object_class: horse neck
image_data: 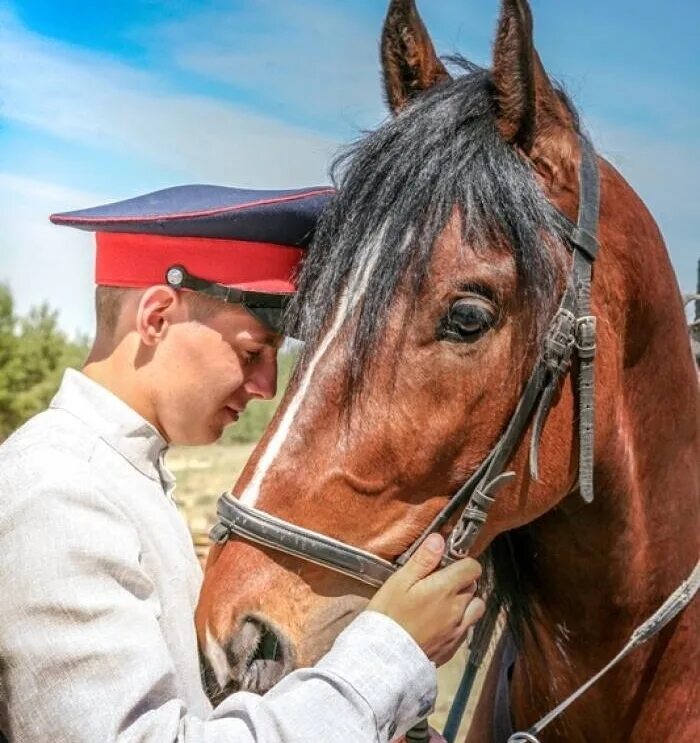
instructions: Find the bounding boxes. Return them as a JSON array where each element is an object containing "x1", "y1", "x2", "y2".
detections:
[{"x1": 523, "y1": 170, "x2": 699, "y2": 654}]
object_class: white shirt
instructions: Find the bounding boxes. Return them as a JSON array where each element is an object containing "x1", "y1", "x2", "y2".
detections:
[{"x1": 0, "y1": 369, "x2": 436, "y2": 743}]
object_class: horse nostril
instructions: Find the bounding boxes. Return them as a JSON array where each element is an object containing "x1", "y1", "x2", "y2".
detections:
[
  {"x1": 258, "y1": 622, "x2": 284, "y2": 663},
  {"x1": 238, "y1": 617, "x2": 290, "y2": 694}
]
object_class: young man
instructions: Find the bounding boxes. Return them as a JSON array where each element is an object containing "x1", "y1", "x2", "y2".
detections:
[{"x1": 0, "y1": 185, "x2": 484, "y2": 742}]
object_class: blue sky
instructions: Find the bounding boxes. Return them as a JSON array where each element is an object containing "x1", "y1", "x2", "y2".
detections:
[{"x1": 0, "y1": 0, "x2": 698, "y2": 334}]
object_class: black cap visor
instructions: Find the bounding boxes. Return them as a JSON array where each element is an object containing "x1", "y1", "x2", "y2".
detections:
[{"x1": 166, "y1": 265, "x2": 290, "y2": 334}]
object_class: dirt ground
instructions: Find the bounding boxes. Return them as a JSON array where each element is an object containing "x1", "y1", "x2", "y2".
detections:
[{"x1": 168, "y1": 443, "x2": 489, "y2": 740}]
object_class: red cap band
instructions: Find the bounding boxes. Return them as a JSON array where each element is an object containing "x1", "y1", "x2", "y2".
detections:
[{"x1": 95, "y1": 232, "x2": 304, "y2": 293}]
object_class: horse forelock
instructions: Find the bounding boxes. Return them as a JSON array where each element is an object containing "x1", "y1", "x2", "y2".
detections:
[{"x1": 286, "y1": 60, "x2": 575, "y2": 404}]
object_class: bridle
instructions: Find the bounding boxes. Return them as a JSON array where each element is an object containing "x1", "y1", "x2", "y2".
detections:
[
  {"x1": 209, "y1": 134, "x2": 700, "y2": 742},
  {"x1": 210, "y1": 133, "x2": 600, "y2": 579}
]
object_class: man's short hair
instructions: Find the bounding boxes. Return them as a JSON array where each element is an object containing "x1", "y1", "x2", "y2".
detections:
[
  {"x1": 95, "y1": 286, "x2": 231, "y2": 341},
  {"x1": 95, "y1": 286, "x2": 130, "y2": 340}
]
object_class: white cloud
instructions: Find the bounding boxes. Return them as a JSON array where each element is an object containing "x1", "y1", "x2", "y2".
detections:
[
  {"x1": 590, "y1": 120, "x2": 699, "y2": 292},
  {"x1": 0, "y1": 8, "x2": 341, "y2": 334},
  {"x1": 0, "y1": 10, "x2": 338, "y2": 187},
  {"x1": 149, "y1": 0, "x2": 495, "y2": 129},
  {"x1": 0, "y1": 173, "x2": 103, "y2": 336},
  {"x1": 593, "y1": 124, "x2": 698, "y2": 222},
  {"x1": 151, "y1": 0, "x2": 387, "y2": 129},
  {"x1": 0, "y1": 1, "x2": 695, "y2": 338}
]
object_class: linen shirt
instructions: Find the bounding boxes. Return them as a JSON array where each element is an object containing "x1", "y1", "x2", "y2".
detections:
[{"x1": 0, "y1": 369, "x2": 436, "y2": 743}]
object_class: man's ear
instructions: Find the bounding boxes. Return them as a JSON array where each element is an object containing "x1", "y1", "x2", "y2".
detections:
[{"x1": 136, "y1": 286, "x2": 182, "y2": 346}]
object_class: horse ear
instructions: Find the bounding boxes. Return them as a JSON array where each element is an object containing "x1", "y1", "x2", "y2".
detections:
[
  {"x1": 492, "y1": 0, "x2": 570, "y2": 153},
  {"x1": 381, "y1": 0, "x2": 452, "y2": 114}
]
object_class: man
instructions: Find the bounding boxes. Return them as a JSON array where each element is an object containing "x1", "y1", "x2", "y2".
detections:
[{"x1": 0, "y1": 185, "x2": 484, "y2": 742}]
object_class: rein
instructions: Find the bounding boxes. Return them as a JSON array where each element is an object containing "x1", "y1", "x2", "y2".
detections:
[
  {"x1": 209, "y1": 136, "x2": 699, "y2": 741},
  {"x1": 507, "y1": 560, "x2": 700, "y2": 743}
]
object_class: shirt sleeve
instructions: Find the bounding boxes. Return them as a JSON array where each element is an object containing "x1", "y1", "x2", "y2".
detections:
[{"x1": 0, "y1": 464, "x2": 436, "y2": 743}]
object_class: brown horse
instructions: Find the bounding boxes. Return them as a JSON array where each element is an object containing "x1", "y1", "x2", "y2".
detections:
[{"x1": 196, "y1": 1, "x2": 700, "y2": 740}]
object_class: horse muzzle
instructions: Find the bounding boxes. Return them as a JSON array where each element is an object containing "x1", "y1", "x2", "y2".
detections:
[{"x1": 202, "y1": 615, "x2": 294, "y2": 702}]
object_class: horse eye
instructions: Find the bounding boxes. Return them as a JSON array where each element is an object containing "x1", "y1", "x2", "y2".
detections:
[{"x1": 438, "y1": 297, "x2": 496, "y2": 343}]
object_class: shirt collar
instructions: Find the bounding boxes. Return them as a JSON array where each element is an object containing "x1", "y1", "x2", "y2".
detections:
[{"x1": 50, "y1": 368, "x2": 175, "y2": 493}]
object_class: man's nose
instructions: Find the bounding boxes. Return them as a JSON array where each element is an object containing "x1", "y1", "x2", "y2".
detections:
[{"x1": 245, "y1": 357, "x2": 277, "y2": 400}]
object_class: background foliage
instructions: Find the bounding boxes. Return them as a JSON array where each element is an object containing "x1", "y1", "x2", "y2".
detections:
[{"x1": 0, "y1": 284, "x2": 89, "y2": 440}]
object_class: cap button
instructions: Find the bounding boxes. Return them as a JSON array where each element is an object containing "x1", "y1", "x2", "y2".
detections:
[{"x1": 166, "y1": 266, "x2": 185, "y2": 287}]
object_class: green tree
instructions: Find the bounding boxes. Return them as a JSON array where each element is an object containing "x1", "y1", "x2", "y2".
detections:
[{"x1": 0, "y1": 284, "x2": 89, "y2": 440}]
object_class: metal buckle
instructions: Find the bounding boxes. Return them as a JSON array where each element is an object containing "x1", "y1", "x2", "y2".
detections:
[
  {"x1": 575, "y1": 316, "x2": 597, "y2": 360},
  {"x1": 447, "y1": 523, "x2": 474, "y2": 559},
  {"x1": 447, "y1": 473, "x2": 515, "y2": 559},
  {"x1": 544, "y1": 308, "x2": 576, "y2": 375},
  {"x1": 166, "y1": 265, "x2": 186, "y2": 289},
  {"x1": 209, "y1": 522, "x2": 230, "y2": 544}
]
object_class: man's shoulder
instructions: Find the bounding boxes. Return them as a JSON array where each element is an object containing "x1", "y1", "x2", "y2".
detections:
[
  {"x1": 0, "y1": 408, "x2": 141, "y2": 551},
  {"x1": 0, "y1": 407, "x2": 102, "y2": 517},
  {"x1": 1, "y1": 406, "x2": 99, "y2": 471}
]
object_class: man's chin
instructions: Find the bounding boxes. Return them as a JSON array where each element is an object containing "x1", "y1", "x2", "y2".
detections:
[{"x1": 170, "y1": 424, "x2": 224, "y2": 447}]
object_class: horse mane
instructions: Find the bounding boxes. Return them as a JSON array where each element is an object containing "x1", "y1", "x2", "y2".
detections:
[
  {"x1": 286, "y1": 58, "x2": 584, "y2": 645},
  {"x1": 486, "y1": 527, "x2": 539, "y2": 648}
]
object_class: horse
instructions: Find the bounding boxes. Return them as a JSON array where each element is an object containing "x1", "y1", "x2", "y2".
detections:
[{"x1": 196, "y1": 1, "x2": 700, "y2": 740}]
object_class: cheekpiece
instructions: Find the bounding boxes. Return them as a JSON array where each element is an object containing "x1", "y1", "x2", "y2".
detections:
[{"x1": 50, "y1": 184, "x2": 335, "y2": 332}]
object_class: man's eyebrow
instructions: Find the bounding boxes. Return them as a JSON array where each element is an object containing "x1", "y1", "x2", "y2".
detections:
[{"x1": 254, "y1": 332, "x2": 283, "y2": 349}]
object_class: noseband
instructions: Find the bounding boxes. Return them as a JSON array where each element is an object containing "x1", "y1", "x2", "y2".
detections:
[{"x1": 210, "y1": 134, "x2": 600, "y2": 581}]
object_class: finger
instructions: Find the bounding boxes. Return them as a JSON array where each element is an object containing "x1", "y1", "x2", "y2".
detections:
[
  {"x1": 393, "y1": 533, "x2": 445, "y2": 587},
  {"x1": 455, "y1": 580, "x2": 479, "y2": 598},
  {"x1": 420, "y1": 556, "x2": 482, "y2": 595},
  {"x1": 456, "y1": 597, "x2": 487, "y2": 635}
]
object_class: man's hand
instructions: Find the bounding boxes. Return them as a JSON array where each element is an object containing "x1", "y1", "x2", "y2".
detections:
[{"x1": 367, "y1": 533, "x2": 485, "y2": 666}]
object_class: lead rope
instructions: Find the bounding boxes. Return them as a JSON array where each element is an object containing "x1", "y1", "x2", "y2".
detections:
[
  {"x1": 507, "y1": 560, "x2": 700, "y2": 743},
  {"x1": 443, "y1": 594, "x2": 502, "y2": 743}
]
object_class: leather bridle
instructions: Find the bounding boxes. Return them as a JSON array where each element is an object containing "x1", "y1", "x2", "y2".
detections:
[{"x1": 210, "y1": 133, "x2": 600, "y2": 581}]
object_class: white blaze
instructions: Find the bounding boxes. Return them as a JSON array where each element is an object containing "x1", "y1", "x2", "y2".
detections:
[
  {"x1": 205, "y1": 626, "x2": 232, "y2": 691},
  {"x1": 239, "y1": 231, "x2": 385, "y2": 507}
]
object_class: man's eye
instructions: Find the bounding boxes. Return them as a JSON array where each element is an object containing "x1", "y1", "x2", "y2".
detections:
[
  {"x1": 437, "y1": 297, "x2": 497, "y2": 343},
  {"x1": 243, "y1": 349, "x2": 262, "y2": 364}
]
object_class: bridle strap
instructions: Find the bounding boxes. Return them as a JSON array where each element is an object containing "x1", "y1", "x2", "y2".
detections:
[
  {"x1": 442, "y1": 592, "x2": 502, "y2": 743},
  {"x1": 211, "y1": 496, "x2": 397, "y2": 588},
  {"x1": 210, "y1": 135, "x2": 601, "y2": 576},
  {"x1": 396, "y1": 359, "x2": 549, "y2": 565},
  {"x1": 568, "y1": 136, "x2": 600, "y2": 503},
  {"x1": 440, "y1": 135, "x2": 600, "y2": 558}
]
